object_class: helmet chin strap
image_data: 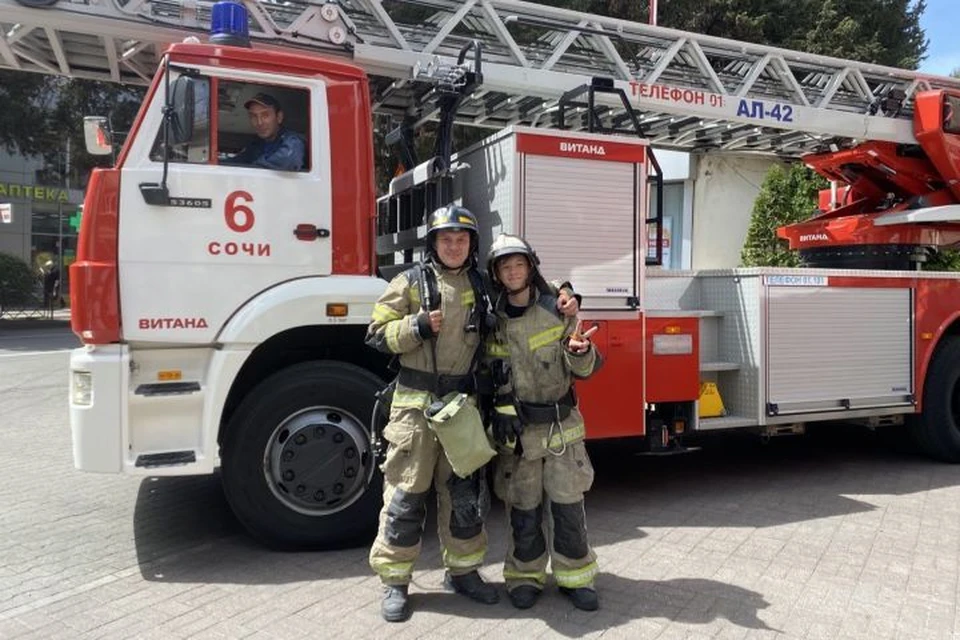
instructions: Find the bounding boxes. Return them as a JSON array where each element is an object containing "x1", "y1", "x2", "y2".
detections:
[{"x1": 504, "y1": 281, "x2": 532, "y2": 297}]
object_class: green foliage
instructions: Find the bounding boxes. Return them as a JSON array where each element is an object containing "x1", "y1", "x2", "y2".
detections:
[
  {"x1": 0, "y1": 253, "x2": 38, "y2": 306},
  {"x1": 0, "y1": 71, "x2": 51, "y2": 155},
  {"x1": 924, "y1": 250, "x2": 960, "y2": 272},
  {"x1": 741, "y1": 164, "x2": 828, "y2": 267},
  {"x1": 0, "y1": 71, "x2": 144, "y2": 189},
  {"x1": 799, "y1": 0, "x2": 927, "y2": 69},
  {"x1": 48, "y1": 78, "x2": 144, "y2": 186},
  {"x1": 531, "y1": 0, "x2": 928, "y2": 69}
]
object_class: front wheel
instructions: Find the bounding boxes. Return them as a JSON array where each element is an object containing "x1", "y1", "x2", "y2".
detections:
[
  {"x1": 912, "y1": 336, "x2": 960, "y2": 462},
  {"x1": 221, "y1": 361, "x2": 385, "y2": 548}
]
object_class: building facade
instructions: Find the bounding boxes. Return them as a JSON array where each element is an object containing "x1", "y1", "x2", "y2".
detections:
[{"x1": 0, "y1": 149, "x2": 84, "y2": 295}]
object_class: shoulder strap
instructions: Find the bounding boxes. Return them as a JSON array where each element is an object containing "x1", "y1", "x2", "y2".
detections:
[
  {"x1": 466, "y1": 267, "x2": 492, "y2": 319},
  {"x1": 403, "y1": 262, "x2": 440, "y2": 313},
  {"x1": 536, "y1": 291, "x2": 562, "y2": 319}
]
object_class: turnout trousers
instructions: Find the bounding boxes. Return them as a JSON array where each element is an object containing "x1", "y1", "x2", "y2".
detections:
[
  {"x1": 493, "y1": 439, "x2": 598, "y2": 592},
  {"x1": 369, "y1": 407, "x2": 489, "y2": 586}
]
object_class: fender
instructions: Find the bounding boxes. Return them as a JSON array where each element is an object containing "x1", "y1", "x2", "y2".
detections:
[
  {"x1": 188, "y1": 275, "x2": 389, "y2": 469},
  {"x1": 215, "y1": 274, "x2": 388, "y2": 345},
  {"x1": 915, "y1": 308, "x2": 960, "y2": 413}
]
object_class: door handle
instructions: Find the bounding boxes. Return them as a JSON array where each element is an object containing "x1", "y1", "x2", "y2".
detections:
[{"x1": 293, "y1": 224, "x2": 331, "y2": 241}]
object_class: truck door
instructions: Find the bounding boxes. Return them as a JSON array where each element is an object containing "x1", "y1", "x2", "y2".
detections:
[{"x1": 115, "y1": 68, "x2": 332, "y2": 343}]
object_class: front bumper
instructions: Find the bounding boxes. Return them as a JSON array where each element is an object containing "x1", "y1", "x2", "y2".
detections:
[{"x1": 69, "y1": 344, "x2": 127, "y2": 473}]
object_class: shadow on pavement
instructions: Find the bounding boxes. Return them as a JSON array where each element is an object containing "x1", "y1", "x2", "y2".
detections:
[
  {"x1": 585, "y1": 423, "x2": 958, "y2": 530},
  {"x1": 133, "y1": 423, "x2": 960, "y2": 595},
  {"x1": 133, "y1": 472, "x2": 377, "y2": 585},
  {"x1": 410, "y1": 574, "x2": 773, "y2": 637},
  {"x1": 0, "y1": 320, "x2": 78, "y2": 351}
]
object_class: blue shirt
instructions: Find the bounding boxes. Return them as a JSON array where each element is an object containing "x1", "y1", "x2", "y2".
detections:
[{"x1": 231, "y1": 128, "x2": 306, "y2": 171}]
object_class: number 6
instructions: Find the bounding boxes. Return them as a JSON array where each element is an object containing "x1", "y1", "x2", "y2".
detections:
[{"x1": 225, "y1": 190, "x2": 254, "y2": 232}]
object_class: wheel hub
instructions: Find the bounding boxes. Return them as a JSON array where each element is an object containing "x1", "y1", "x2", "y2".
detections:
[{"x1": 264, "y1": 406, "x2": 373, "y2": 516}]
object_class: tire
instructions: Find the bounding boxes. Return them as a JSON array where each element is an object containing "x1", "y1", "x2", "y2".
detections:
[
  {"x1": 912, "y1": 336, "x2": 960, "y2": 462},
  {"x1": 221, "y1": 361, "x2": 385, "y2": 549}
]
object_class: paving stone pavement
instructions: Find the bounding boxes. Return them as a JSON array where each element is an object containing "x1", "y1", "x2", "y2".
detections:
[{"x1": 3, "y1": 347, "x2": 960, "y2": 639}]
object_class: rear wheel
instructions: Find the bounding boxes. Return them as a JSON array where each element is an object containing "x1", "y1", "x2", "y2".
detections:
[
  {"x1": 221, "y1": 361, "x2": 385, "y2": 548},
  {"x1": 912, "y1": 336, "x2": 960, "y2": 462}
]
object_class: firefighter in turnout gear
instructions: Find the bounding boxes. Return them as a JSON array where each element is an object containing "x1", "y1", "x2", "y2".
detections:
[
  {"x1": 366, "y1": 205, "x2": 499, "y2": 622},
  {"x1": 485, "y1": 234, "x2": 604, "y2": 612}
]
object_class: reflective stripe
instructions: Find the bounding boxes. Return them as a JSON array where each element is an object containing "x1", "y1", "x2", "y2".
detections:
[
  {"x1": 486, "y1": 342, "x2": 510, "y2": 357},
  {"x1": 392, "y1": 390, "x2": 431, "y2": 409},
  {"x1": 546, "y1": 423, "x2": 585, "y2": 449},
  {"x1": 372, "y1": 560, "x2": 415, "y2": 579},
  {"x1": 408, "y1": 286, "x2": 421, "y2": 306},
  {"x1": 385, "y1": 321, "x2": 403, "y2": 353},
  {"x1": 503, "y1": 569, "x2": 547, "y2": 585},
  {"x1": 553, "y1": 561, "x2": 598, "y2": 588},
  {"x1": 372, "y1": 304, "x2": 401, "y2": 323},
  {"x1": 443, "y1": 549, "x2": 485, "y2": 568},
  {"x1": 495, "y1": 405, "x2": 518, "y2": 416},
  {"x1": 461, "y1": 290, "x2": 475, "y2": 306},
  {"x1": 528, "y1": 325, "x2": 564, "y2": 351}
]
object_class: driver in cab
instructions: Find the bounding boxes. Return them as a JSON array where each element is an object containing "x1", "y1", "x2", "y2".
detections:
[{"x1": 228, "y1": 93, "x2": 306, "y2": 171}]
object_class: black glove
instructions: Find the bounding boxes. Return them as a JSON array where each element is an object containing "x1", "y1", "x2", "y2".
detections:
[{"x1": 492, "y1": 409, "x2": 524, "y2": 446}]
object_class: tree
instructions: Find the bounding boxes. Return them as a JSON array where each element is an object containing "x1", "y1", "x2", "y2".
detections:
[
  {"x1": 799, "y1": 0, "x2": 927, "y2": 69},
  {"x1": 540, "y1": 0, "x2": 928, "y2": 70},
  {"x1": 740, "y1": 164, "x2": 827, "y2": 267},
  {"x1": 42, "y1": 78, "x2": 144, "y2": 188},
  {"x1": 0, "y1": 71, "x2": 144, "y2": 189},
  {"x1": 0, "y1": 71, "x2": 53, "y2": 156},
  {"x1": 0, "y1": 252, "x2": 37, "y2": 312}
]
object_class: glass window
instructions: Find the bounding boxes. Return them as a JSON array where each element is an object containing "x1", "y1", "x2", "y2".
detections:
[
  {"x1": 150, "y1": 75, "x2": 211, "y2": 164},
  {"x1": 30, "y1": 201, "x2": 77, "y2": 236},
  {"x1": 216, "y1": 81, "x2": 310, "y2": 172},
  {"x1": 943, "y1": 94, "x2": 960, "y2": 135},
  {"x1": 647, "y1": 182, "x2": 685, "y2": 270}
]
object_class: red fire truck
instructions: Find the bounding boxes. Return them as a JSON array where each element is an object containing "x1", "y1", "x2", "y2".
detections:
[{"x1": 7, "y1": 0, "x2": 960, "y2": 549}]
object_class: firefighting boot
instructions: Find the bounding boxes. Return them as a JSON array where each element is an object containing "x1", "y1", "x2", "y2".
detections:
[
  {"x1": 381, "y1": 584, "x2": 412, "y2": 622},
  {"x1": 559, "y1": 586, "x2": 599, "y2": 611},
  {"x1": 507, "y1": 584, "x2": 542, "y2": 609},
  {"x1": 444, "y1": 570, "x2": 500, "y2": 604}
]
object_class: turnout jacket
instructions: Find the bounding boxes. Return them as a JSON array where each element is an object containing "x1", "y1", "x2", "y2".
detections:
[
  {"x1": 366, "y1": 265, "x2": 481, "y2": 412},
  {"x1": 486, "y1": 288, "x2": 602, "y2": 457}
]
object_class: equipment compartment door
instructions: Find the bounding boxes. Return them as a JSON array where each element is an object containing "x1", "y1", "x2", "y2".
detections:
[
  {"x1": 520, "y1": 154, "x2": 640, "y2": 303},
  {"x1": 765, "y1": 286, "x2": 913, "y2": 416}
]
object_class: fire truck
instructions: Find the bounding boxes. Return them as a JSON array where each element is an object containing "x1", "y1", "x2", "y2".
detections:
[{"x1": 6, "y1": 0, "x2": 960, "y2": 549}]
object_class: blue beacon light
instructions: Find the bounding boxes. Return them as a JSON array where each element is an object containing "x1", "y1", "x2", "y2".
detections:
[{"x1": 209, "y1": 1, "x2": 251, "y2": 47}]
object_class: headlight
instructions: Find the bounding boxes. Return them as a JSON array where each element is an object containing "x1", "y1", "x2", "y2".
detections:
[
  {"x1": 72, "y1": 371, "x2": 93, "y2": 406},
  {"x1": 652, "y1": 334, "x2": 693, "y2": 355}
]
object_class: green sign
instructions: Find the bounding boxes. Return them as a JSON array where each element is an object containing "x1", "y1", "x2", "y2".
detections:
[
  {"x1": 0, "y1": 181, "x2": 69, "y2": 202},
  {"x1": 69, "y1": 208, "x2": 83, "y2": 232}
]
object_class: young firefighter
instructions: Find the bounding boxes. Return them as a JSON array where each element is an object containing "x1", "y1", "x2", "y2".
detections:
[
  {"x1": 485, "y1": 234, "x2": 603, "y2": 612},
  {"x1": 365, "y1": 206, "x2": 580, "y2": 622}
]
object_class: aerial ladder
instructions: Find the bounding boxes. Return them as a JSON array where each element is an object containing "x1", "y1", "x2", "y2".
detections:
[{"x1": 2, "y1": 0, "x2": 956, "y2": 153}]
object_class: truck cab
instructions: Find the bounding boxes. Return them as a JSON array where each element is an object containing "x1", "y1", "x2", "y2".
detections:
[{"x1": 70, "y1": 41, "x2": 390, "y2": 548}]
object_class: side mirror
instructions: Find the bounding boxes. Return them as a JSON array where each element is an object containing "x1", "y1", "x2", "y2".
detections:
[
  {"x1": 169, "y1": 76, "x2": 196, "y2": 144},
  {"x1": 83, "y1": 116, "x2": 113, "y2": 156}
]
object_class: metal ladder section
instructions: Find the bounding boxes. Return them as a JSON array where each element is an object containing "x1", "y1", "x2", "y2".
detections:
[{"x1": 4, "y1": 0, "x2": 960, "y2": 155}]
